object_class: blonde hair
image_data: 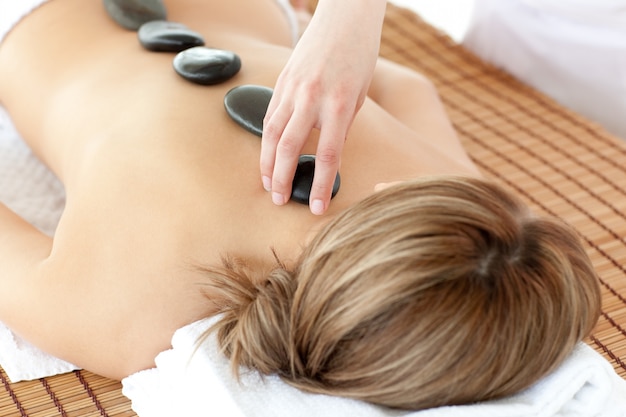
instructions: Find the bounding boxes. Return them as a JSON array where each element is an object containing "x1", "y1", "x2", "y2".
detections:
[{"x1": 201, "y1": 176, "x2": 601, "y2": 410}]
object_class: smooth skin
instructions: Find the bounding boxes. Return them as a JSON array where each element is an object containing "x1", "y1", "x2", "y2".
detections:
[{"x1": 0, "y1": 0, "x2": 478, "y2": 380}]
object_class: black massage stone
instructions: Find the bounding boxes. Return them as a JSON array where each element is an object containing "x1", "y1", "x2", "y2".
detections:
[
  {"x1": 224, "y1": 86, "x2": 341, "y2": 205},
  {"x1": 291, "y1": 155, "x2": 341, "y2": 205},
  {"x1": 173, "y1": 47, "x2": 242, "y2": 85},
  {"x1": 103, "y1": 0, "x2": 167, "y2": 30},
  {"x1": 138, "y1": 20, "x2": 205, "y2": 52},
  {"x1": 224, "y1": 84, "x2": 273, "y2": 137}
]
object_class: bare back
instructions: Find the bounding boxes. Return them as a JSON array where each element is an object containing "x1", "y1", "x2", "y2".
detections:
[{"x1": 0, "y1": 0, "x2": 478, "y2": 379}]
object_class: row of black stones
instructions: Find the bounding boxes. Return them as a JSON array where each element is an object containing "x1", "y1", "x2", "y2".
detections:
[
  {"x1": 137, "y1": 20, "x2": 243, "y2": 85},
  {"x1": 103, "y1": 0, "x2": 340, "y2": 205}
]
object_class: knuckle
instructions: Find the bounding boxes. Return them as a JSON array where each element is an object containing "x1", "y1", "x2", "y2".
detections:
[
  {"x1": 328, "y1": 94, "x2": 352, "y2": 114},
  {"x1": 262, "y1": 120, "x2": 282, "y2": 143},
  {"x1": 310, "y1": 180, "x2": 334, "y2": 200},
  {"x1": 315, "y1": 149, "x2": 340, "y2": 166},
  {"x1": 312, "y1": 182, "x2": 332, "y2": 196},
  {"x1": 272, "y1": 176, "x2": 292, "y2": 193},
  {"x1": 301, "y1": 78, "x2": 323, "y2": 97},
  {"x1": 276, "y1": 136, "x2": 301, "y2": 157}
]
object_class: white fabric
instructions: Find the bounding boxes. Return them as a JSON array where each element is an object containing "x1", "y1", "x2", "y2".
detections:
[
  {"x1": 0, "y1": 105, "x2": 78, "y2": 381},
  {"x1": 122, "y1": 317, "x2": 626, "y2": 417},
  {"x1": 0, "y1": 0, "x2": 51, "y2": 45},
  {"x1": 521, "y1": 0, "x2": 626, "y2": 29},
  {"x1": 0, "y1": 325, "x2": 78, "y2": 382},
  {"x1": 274, "y1": 0, "x2": 300, "y2": 46},
  {"x1": 463, "y1": 0, "x2": 626, "y2": 140}
]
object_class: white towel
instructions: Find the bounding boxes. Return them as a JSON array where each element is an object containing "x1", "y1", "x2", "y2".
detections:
[
  {"x1": 0, "y1": 325, "x2": 78, "y2": 382},
  {"x1": 122, "y1": 317, "x2": 626, "y2": 417},
  {"x1": 0, "y1": 105, "x2": 78, "y2": 381}
]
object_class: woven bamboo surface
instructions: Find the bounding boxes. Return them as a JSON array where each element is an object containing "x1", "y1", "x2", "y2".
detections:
[{"x1": 1, "y1": 3, "x2": 625, "y2": 416}]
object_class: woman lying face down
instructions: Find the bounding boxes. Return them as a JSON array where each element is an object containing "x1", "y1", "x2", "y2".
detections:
[{"x1": 0, "y1": 0, "x2": 600, "y2": 411}]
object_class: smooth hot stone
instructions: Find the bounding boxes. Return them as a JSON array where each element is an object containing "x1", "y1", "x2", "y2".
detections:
[
  {"x1": 173, "y1": 47, "x2": 242, "y2": 85},
  {"x1": 103, "y1": 0, "x2": 167, "y2": 30},
  {"x1": 138, "y1": 21, "x2": 204, "y2": 52},
  {"x1": 224, "y1": 85, "x2": 273, "y2": 137},
  {"x1": 291, "y1": 155, "x2": 341, "y2": 205}
]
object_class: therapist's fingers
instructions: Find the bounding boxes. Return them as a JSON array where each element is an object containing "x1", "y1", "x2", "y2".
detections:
[
  {"x1": 308, "y1": 144, "x2": 343, "y2": 215},
  {"x1": 268, "y1": 108, "x2": 318, "y2": 206},
  {"x1": 261, "y1": 99, "x2": 291, "y2": 191},
  {"x1": 308, "y1": 111, "x2": 352, "y2": 215}
]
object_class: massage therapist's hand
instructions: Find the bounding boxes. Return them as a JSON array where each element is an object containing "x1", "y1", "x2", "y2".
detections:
[{"x1": 261, "y1": 0, "x2": 387, "y2": 215}]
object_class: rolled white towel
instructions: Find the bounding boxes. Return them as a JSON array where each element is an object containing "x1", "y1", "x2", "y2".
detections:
[{"x1": 122, "y1": 317, "x2": 626, "y2": 417}]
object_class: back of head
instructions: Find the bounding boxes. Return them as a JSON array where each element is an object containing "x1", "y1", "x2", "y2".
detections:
[{"x1": 203, "y1": 176, "x2": 601, "y2": 410}]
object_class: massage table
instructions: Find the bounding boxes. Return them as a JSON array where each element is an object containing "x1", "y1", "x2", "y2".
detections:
[{"x1": 1, "y1": 3, "x2": 625, "y2": 416}]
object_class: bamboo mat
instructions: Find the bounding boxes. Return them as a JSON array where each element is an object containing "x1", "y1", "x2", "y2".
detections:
[{"x1": 1, "y1": 3, "x2": 625, "y2": 416}]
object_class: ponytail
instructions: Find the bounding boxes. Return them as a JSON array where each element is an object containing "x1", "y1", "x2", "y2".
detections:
[{"x1": 199, "y1": 255, "x2": 297, "y2": 378}]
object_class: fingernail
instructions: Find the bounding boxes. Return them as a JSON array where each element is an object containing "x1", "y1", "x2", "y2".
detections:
[
  {"x1": 311, "y1": 199, "x2": 325, "y2": 215},
  {"x1": 272, "y1": 192, "x2": 286, "y2": 205},
  {"x1": 262, "y1": 176, "x2": 272, "y2": 191}
]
